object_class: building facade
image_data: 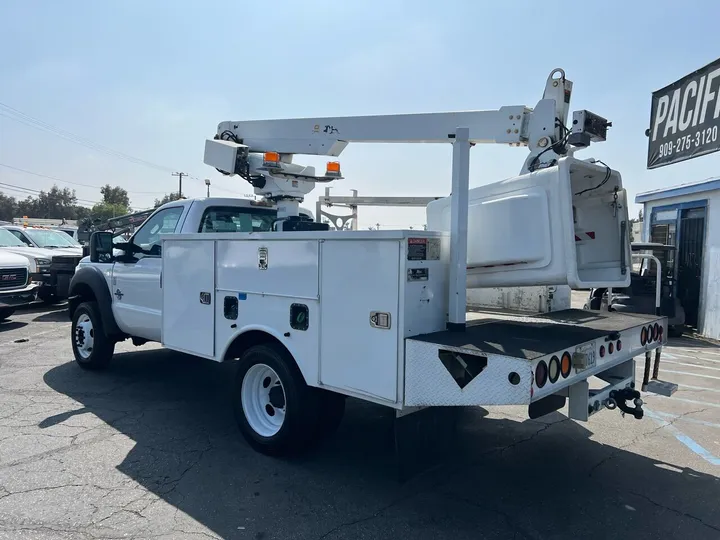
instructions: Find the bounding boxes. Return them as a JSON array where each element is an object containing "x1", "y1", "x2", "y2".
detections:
[{"x1": 636, "y1": 178, "x2": 720, "y2": 340}]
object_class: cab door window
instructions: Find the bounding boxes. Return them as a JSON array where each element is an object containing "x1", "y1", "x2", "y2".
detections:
[{"x1": 130, "y1": 207, "x2": 184, "y2": 257}]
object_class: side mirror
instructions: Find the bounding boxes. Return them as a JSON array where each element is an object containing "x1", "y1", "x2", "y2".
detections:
[{"x1": 89, "y1": 232, "x2": 115, "y2": 263}]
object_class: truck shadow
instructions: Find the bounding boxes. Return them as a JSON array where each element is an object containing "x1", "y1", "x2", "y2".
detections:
[{"x1": 42, "y1": 349, "x2": 720, "y2": 540}]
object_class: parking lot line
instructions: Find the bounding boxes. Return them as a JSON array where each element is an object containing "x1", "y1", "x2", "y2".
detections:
[
  {"x1": 660, "y1": 369, "x2": 720, "y2": 381},
  {"x1": 645, "y1": 408, "x2": 720, "y2": 466}
]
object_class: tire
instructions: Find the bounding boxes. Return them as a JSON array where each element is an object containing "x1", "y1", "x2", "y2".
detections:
[
  {"x1": 0, "y1": 308, "x2": 16, "y2": 321},
  {"x1": 314, "y1": 389, "x2": 346, "y2": 438},
  {"x1": 71, "y1": 301, "x2": 115, "y2": 370},
  {"x1": 233, "y1": 343, "x2": 319, "y2": 456}
]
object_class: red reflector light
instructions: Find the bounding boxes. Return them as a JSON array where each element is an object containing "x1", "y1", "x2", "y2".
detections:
[
  {"x1": 535, "y1": 361, "x2": 548, "y2": 388},
  {"x1": 599, "y1": 345, "x2": 606, "y2": 358},
  {"x1": 548, "y1": 356, "x2": 560, "y2": 384},
  {"x1": 560, "y1": 352, "x2": 572, "y2": 378},
  {"x1": 617, "y1": 340, "x2": 622, "y2": 351},
  {"x1": 608, "y1": 342, "x2": 614, "y2": 354}
]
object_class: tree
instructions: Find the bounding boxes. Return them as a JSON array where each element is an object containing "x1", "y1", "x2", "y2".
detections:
[
  {"x1": 1, "y1": 186, "x2": 93, "y2": 221},
  {"x1": 0, "y1": 193, "x2": 18, "y2": 222},
  {"x1": 100, "y1": 184, "x2": 130, "y2": 208},
  {"x1": 16, "y1": 185, "x2": 78, "y2": 219},
  {"x1": 89, "y1": 202, "x2": 131, "y2": 222},
  {"x1": 154, "y1": 192, "x2": 183, "y2": 207},
  {"x1": 638, "y1": 208, "x2": 643, "y2": 221}
]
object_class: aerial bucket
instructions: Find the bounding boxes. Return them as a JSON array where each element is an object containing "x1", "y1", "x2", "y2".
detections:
[{"x1": 426, "y1": 157, "x2": 632, "y2": 290}]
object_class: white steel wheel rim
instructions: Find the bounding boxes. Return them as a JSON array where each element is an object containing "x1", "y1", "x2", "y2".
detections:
[
  {"x1": 74, "y1": 313, "x2": 95, "y2": 359},
  {"x1": 241, "y1": 363, "x2": 287, "y2": 438}
]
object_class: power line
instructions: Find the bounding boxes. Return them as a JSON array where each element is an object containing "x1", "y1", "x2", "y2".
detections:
[
  {"x1": 0, "y1": 103, "x2": 176, "y2": 173},
  {"x1": 0, "y1": 102, "x2": 246, "y2": 196},
  {"x1": 0, "y1": 182, "x2": 97, "y2": 208},
  {"x1": 0, "y1": 163, "x2": 168, "y2": 194}
]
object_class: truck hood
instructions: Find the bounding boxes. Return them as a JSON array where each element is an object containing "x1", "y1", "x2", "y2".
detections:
[
  {"x1": 0, "y1": 250, "x2": 31, "y2": 269},
  {"x1": 41, "y1": 247, "x2": 83, "y2": 256},
  {"x1": 0, "y1": 246, "x2": 58, "y2": 260}
]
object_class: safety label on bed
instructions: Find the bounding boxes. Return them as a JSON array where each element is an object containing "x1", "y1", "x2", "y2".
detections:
[{"x1": 407, "y1": 238, "x2": 440, "y2": 261}]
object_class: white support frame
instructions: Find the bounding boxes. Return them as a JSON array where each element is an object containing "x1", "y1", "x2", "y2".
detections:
[{"x1": 448, "y1": 127, "x2": 471, "y2": 329}]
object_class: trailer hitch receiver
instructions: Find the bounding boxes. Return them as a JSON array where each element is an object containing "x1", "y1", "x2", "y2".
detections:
[{"x1": 607, "y1": 388, "x2": 644, "y2": 419}]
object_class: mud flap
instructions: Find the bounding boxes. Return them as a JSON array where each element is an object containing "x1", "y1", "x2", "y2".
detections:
[{"x1": 394, "y1": 406, "x2": 459, "y2": 482}]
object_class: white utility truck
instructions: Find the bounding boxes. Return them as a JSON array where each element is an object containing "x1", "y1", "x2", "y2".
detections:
[{"x1": 69, "y1": 69, "x2": 670, "y2": 457}]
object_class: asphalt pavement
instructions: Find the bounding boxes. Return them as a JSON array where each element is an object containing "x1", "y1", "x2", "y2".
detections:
[{"x1": 0, "y1": 302, "x2": 718, "y2": 540}]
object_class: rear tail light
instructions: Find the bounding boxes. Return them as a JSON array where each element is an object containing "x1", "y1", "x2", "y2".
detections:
[
  {"x1": 560, "y1": 352, "x2": 572, "y2": 378},
  {"x1": 608, "y1": 342, "x2": 614, "y2": 354},
  {"x1": 659, "y1": 326, "x2": 664, "y2": 340},
  {"x1": 647, "y1": 325, "x2": 654, "y2": 342},
  {"x1": 641, "y1": 326, "x2": 648, "y2": 346},
  {"x1": 535, "y1": 361, "x2": 548, "y2": 388},
  {"x1": 617, "y1": 340, "x2": 622, "y2": 351},
  {"x1": 652, "y1": 323, "x2": 659, "y2": 341},
  {"x1": 548, "y1": 356, "x2": 560, "y2": 384},
  {"x1": 599, "y1": 345, "x2": 606, "y2": 358}
]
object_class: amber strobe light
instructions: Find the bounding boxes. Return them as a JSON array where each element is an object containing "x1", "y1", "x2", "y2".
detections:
[
  {"x1": 560, "y1": 352, "x2": 572, "y2": 378},
  {"x1": 535, "y1": 360, "x2": 548, "y2": 388}
]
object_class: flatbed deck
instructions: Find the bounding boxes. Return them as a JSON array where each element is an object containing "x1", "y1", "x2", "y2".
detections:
[{"x1": 413, "y1": 309, "x2": 661, "y2": 360}]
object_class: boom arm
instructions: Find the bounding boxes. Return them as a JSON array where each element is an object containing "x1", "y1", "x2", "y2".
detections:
[{"x1": 209, "y1": 69, "x2": 575, "y2": 176}]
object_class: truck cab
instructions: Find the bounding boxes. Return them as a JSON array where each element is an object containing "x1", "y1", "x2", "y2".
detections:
[{"x1": 70, "y1": 197, "x2": 314, "y2": 343}]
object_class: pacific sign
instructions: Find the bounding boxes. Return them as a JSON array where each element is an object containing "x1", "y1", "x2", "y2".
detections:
[{"x1": 647, "y1": 57, "x2": 720, "y2": 169}]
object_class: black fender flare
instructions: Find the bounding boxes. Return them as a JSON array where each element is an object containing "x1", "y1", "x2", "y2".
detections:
[{"x1": 68, "y1": 266, "x2": 123, "y2": 337}]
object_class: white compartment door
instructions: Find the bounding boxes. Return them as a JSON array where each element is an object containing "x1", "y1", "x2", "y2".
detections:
[
  {"x1": 161, "y1": 239, "x2": 216, "y2": 358},
  {"x1": 319, "y1": 240, "x2": 400, "y2": 403}
]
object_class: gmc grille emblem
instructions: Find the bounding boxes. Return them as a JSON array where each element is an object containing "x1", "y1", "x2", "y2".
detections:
[{"x1": 1, "y1": 274, "x2": 17, "y2": 281}]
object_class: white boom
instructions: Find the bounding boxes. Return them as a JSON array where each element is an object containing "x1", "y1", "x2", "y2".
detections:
[{"x1": 203, "y1": 68, "x2": 611, "y2": 330}]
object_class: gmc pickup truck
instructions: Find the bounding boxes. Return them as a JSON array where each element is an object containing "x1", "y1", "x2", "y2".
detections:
[
  {"x1": 68, "y1": 197, "x2": 313, "y2": 353},
  {"x1": 0, "y1": 250, "x2": 39, "y2": 320}
]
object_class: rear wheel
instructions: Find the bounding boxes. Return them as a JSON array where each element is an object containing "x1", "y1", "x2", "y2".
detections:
[
  {"x1": 71, "y1": 301, "x2": 115, "y2": 370},
  {"x1": 0, "y1": 308, "x2": 16, "y2": 321},
  {"x1": 233, "y1": 343, "x2": 318, "y2": 456}
]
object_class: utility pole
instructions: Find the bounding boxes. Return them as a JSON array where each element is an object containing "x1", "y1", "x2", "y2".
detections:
[{"x1": 172, "y1": 172, "x2": 187, "y2": 198}]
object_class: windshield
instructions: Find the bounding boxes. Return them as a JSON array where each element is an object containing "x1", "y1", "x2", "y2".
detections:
[
  {"x1": 57, "y1": 229, "x2": 81, "y2": 245},
  {"x1": 24, "y1": 228, "x2": 80, "y2": 248},
  {"x1": 57, "y1": 229, "x2": 82, "y2": 247},
  {"x1": 0, "y1": 228, "x2": 27, "y2": 247},
  {"x1": 199, "y1": 206, "x2": 277, "y2": 233}
]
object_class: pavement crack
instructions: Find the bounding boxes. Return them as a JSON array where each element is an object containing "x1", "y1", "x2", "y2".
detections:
[
  {"x1": 587, "y1": 407, "x2": 706, "y2": 478},
  {"x1": 441, "y1": 492, "x2": 540, "y2": 540},
  {"x1": 627, "y1": 490, "x2": 720, "y2": 532},
  {"x1": 499, "y1": 421, "x2": 556, "y2": 456},
  {"x1": 314, "y1": 494, "x2": 409, "y2": 540}
]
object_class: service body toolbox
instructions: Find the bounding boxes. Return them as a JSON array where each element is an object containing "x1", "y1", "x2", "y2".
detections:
[{"x1": 160, "y1": 230, "x2": 666, "y2": 418}]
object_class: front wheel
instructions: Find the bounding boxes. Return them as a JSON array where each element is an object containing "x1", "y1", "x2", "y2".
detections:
[
  {"x1": 71, "y1": 301, "x2": 115, "y2": 370},
  {"x1": 233, "y1": 343, "x2": 318, "y2": 456}
]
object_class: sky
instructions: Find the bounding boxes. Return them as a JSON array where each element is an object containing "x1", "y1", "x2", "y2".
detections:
[{"x1": 1, "y1": 0, "x2": 719, "y2": 229}]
